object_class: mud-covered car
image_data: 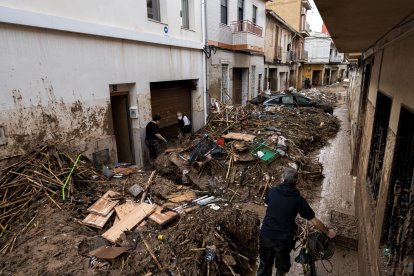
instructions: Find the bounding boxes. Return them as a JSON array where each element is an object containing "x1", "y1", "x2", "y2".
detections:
[{"x1": 262, "y1": 93, "x2": 334, "y2": 114}]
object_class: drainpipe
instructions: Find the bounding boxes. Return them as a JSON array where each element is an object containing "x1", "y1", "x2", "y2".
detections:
[{"x1": 201, "y1": 0, "x2": 208, "y2": 125}]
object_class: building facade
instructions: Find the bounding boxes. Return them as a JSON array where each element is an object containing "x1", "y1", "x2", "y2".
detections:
[
  {"x1": 265, "y1": 0, "x2": 311, "y2": 90},
  {"x1": 0, "y1": 0, "x2": 206, "y2": 167},
  {"x1": 303, "y1": 31, "x2": 347, "y2": 86},
  {"x1": 206, "y1": 0, "x2": 266, "y2": 105},
  {"x1": 264, "y1": 10, "x2": 307, "y2": 92},
  {"x1": 314, "y1": 0, "x2": 414, "y2": 274}
]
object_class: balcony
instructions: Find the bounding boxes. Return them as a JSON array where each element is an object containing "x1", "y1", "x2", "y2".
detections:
[
  {"x1": 330, "y1": 55, "x2": 343, "y2": 63},
  {"x1": 231, "y1": 20, "x2": 264, "y2": 53}
]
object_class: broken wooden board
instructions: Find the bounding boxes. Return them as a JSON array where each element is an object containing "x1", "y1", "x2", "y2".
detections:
[
  {"x1": 166, "y1": 191, "x2": 196, "y2": 203},
  {"x1": 149, "y1": 205, "x2": 179, "y2": 226},
  {"x1": 114, "y1": 201, "x2": 140, "y2": 220},
  {"x1": 87, "y1": 190, "x2": 120, "y2": 216},
  {"x1": 89, "y1": 246, "x2": 131, "y2": 259},
  {"x1": 102, "y1": 203, "x2": 156, "y2": 243},
  {"x1": 222, "y1": 132, "x2": 256, "y2": 142},
  {"x1": 82, "y1": 211, "x2": 114, "y2": 229}
]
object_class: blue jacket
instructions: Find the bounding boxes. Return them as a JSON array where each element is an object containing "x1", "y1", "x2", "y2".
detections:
[{"x1": 260, "y1": 183, "x2": 315, "y2": 240}]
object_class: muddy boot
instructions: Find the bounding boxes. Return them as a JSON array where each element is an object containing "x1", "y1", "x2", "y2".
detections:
[{"x1": 276, "y1": 271, "x2": 286, "y2": 276}]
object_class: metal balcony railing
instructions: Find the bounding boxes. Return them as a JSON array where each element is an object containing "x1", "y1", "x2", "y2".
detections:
[{"x1": 231, "y1": 20, "x2": 263, "y2": 37}]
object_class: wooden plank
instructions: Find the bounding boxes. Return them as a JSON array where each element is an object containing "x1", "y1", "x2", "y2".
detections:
[
  {"x1": 82, "y1": 210, "x2": 114, "y2": 229},
  {"x1": 149, "y1": 205, "x2": 179, "y2": 226},
  {"x1": 222, "y1": 132, "x2": 256, "y2": 142},
  {"x1": 114, "y1": 201, "x2": 140, "y2": 220},
  {"x1": 166, "y1": 191, "x2": 196, "y2": 203},
  {"x1": 87, "y1": 190, "x2": 120, "y2": 216},
  {"x1": 102, "y1": 203, "x2": 156, "y2": 243}
]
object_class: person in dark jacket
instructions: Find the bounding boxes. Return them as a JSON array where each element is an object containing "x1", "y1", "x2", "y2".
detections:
[
  {"x1": 145, "y1": 114, "x2": 167, "y2": 160},
  {"x1": 257, "y1": 168, "x2": 336, "y2": 276}
]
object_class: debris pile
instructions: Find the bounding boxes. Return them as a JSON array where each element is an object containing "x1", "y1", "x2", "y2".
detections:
[
  {"x1": 155, "y1": 103, "x2": 339, "y2": 202},
  {"x1": 0, "y1": 145, "x2": 103, "y2": 254}
]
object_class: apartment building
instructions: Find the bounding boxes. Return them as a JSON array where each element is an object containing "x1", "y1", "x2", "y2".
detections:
[
  {"x1": 303, "y1": 31, "x2": 347, "y2": 86},
  {"x1": 314, "y1": 0, "x2": 414, "y2": 275},
  {"x1": 265, "y1": 0, "x2": 311, "y2": 89},
  {"x1": 206, "y1": 0, "x2": 266, "y2": 105},
  {"x1": 264, "y1": 10, "x2": 307, "y2": 91},
  {"x1": 0, "y1": 0, "x2": 206, "y2": 167}
]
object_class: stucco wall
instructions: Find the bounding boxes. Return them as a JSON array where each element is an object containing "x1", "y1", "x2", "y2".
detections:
[
  {"x1": 0, "y1": 0, "x2": 203, "y2": 43},
  {"x1": 0, "y1": 23, "x2": 204, "y2": 167},
  {"x1": 208, "y1": 49, "x2": 264, "y2": 103},
  {"x1": 353, "y1": 33, "x2": 414, "y2": 276},
  {"x1": 304, "y1": 37, "x2": 331, "y2": 63},
  {"x1": 266, "y1": 0, "x2": 301, "y2": 32}
]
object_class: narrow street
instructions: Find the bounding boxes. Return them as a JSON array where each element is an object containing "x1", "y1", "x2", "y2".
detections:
[
  {"x1": 1, "y1": 1, "x2": 413, "y2": 274},
  {"x1": 288, "y1": 87, "x2": 359, "y2": 275}
]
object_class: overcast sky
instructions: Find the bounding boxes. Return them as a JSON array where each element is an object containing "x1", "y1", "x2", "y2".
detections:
[{"x1": 307, "y1": 0, "x2": 323, "y2": 32}]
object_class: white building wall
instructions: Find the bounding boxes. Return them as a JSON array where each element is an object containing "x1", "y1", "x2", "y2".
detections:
[
  {"x1": 0, "y1": 1, "x2": 205, "y2": 167},
  {"x1": 0, "y1": 0, "x2": 203, "y2": 43},
  {"x1": 304, "y1": 37, "x2": 331, "y2": 63}
]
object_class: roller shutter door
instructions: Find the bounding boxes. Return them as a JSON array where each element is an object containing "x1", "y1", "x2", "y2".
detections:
[{"x1": 150, "y1": 80, "x2": 192, "y2": 138}]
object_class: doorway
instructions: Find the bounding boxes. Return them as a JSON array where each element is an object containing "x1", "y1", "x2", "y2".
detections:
[
  {"x1": 110, "y1": 93, "x2": 134, "y2": 163},
  {"x1": 312, "y1": 70, "x2": 321, "y2": 86},
  {"x1": 324, "y1": 68, "x2": 331, "y2": 85},
  {"x1": 233, "y1": 68, "x2": 243, "y2": 104},
  {"x1": 269, "y1": 69, "x2": 278, "y2": 91}
]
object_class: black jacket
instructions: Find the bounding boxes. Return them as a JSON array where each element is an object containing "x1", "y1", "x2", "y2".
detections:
[{"x1": 260, "y1": 183, "x2": 315, "y2": 240}]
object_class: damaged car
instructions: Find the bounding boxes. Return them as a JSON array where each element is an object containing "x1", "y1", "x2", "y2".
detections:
[{"x1": 262, "y1": 93, "x2": 334, "y2": 114}]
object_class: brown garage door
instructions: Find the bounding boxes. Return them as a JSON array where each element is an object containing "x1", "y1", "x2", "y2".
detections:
[{"x1": 150, "y1": 80, "x2": 192, "y2": 138}]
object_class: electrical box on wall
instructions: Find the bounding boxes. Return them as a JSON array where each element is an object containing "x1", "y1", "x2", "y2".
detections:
[{"x1": 129, "y1": 106, "x2": 138, "y2": 119}]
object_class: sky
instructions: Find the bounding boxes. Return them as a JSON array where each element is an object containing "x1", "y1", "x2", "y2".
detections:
[{"x1": 307, "y1": 0, "x2": 323, "y2": 32}]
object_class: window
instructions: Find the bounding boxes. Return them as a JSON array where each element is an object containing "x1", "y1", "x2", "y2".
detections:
[
  {"x1": 221, "y1": 0, "x2": 228, "y2": 25},
  {"x1": 238, "y1": 0, "x2": 244, "y2": 21},
  {"x1": 252, "y1": 5, "x2": 257, "y2": 24},
  {"x1": 281, "y1": 96, "x2": 293, "y2": 105},
  {"x1": 367, "y1": 92, "x2": 392, "y2": 200},
  {"x1": 181, "y1": 0, "x2": 189, "y2": 29},
  {"x1": 147, "y1": 0, "x2": 160, "y2": 21}
]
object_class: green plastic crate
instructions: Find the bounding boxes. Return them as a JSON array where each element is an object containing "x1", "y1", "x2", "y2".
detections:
[{"x1": 250, "y1": 138, "x2": 279, "y2": 163}]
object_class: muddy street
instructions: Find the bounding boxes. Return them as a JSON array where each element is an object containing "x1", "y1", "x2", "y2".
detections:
[{"x1": 288, "y1": 87, "x2": 359, "y2": 276}]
